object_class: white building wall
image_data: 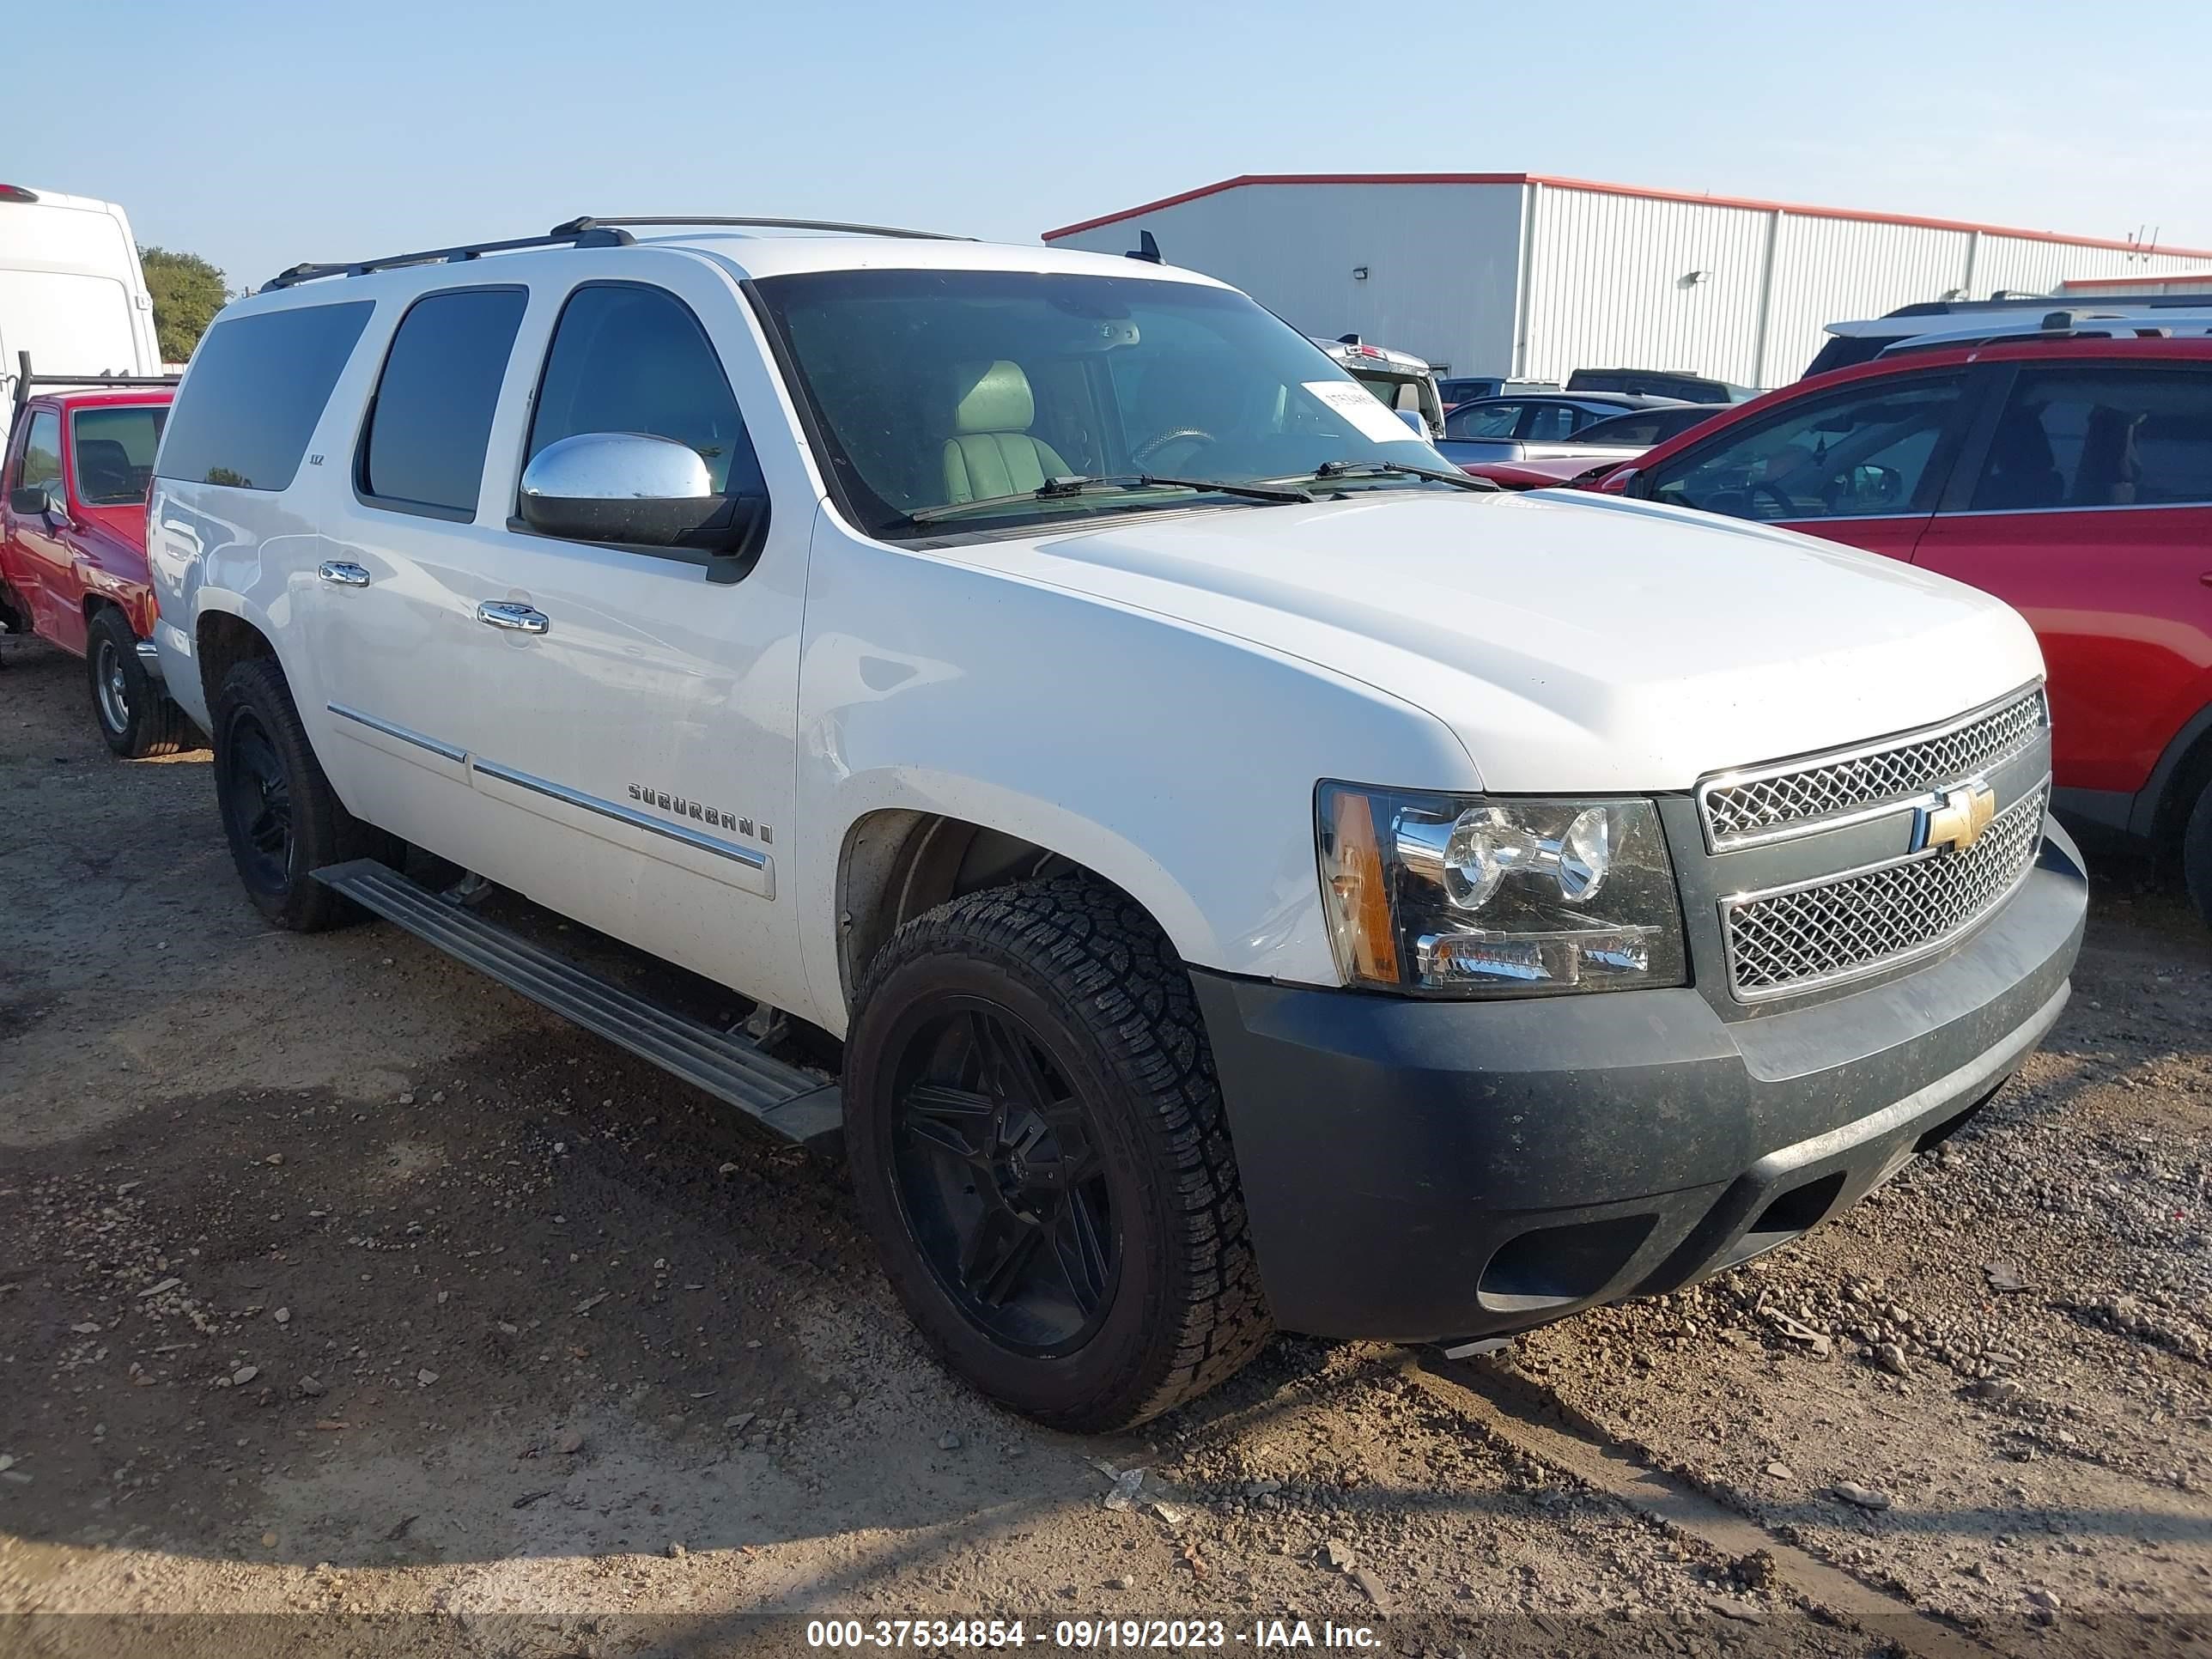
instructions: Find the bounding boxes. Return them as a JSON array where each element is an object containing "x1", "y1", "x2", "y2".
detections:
[
  {"x1": 1760, "y1": 216, "x2": 1978, "y2": 383},
  {"x1": 1048, "y1": 183, "x2": 1522, "y2": 376},
  {"x1": 1974, "y1": 234, "x2": 2212, "y2": 298},
  {"x1": 1047, "y1": 179, "x2": 2212, "y2": 392},
  {"x1": 1518, "y1": 187, "x2": 1772, "y2": 386}
]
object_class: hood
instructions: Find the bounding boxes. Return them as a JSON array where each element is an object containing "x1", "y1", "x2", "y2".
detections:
[
  {"x1": 1463, "y1": 455, "x2": 1618, "y2": 490},
  {"x1": 970, "y1": 489, "x2": 2044, "y2": 793}
]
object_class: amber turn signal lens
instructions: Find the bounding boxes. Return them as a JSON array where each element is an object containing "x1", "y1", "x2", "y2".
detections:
[{"x1": 1323, "y1": 788, "x2": 1402, "y2": 986}]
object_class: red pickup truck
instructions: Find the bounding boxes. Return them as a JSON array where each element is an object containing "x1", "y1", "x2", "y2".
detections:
[{"x1": 3, "y1": 374, "x2": 194, "y2": 756}]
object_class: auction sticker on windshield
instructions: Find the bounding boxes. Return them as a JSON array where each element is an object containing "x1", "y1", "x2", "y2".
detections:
[{"x1": 1303, "y1": 380, "x2": 1423, "y2": 443}]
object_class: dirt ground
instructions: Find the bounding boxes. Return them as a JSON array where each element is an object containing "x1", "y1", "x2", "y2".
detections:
[{"x1": 2, "y1": 632, "x2": 2208, "y2": 1659}]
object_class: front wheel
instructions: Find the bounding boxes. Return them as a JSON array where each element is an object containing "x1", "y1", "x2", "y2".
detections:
[
  {"x1": 844, "y1": 878, "x2": 1272, "y2": 1431},
  {"x1": 87, "y1": 608, "x2": 193, "y2": 758}
]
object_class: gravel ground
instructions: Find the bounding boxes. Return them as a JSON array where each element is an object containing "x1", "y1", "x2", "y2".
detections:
[{"x1": 1, "y1": 634, "x2": 2207, "y2": 1658}]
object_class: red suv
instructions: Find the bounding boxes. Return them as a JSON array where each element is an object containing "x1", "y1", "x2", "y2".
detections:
[{"x1": 1597, "y1": 333, "x2": 2212, "y2": 921}]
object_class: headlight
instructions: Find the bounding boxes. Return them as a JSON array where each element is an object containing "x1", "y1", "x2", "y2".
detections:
[{"x1": 1316, "y1": 785, "x2": 1686, "y2": 996}]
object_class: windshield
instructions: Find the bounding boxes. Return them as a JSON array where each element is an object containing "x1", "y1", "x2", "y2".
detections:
[{"x1": 749, "y1": 269, "x2": 1455, "y2": 538}]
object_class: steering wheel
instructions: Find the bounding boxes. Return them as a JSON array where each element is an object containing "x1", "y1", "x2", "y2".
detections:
[
  {"x1": 1130, "y1": 427, "x2": 1217, "y2": 468},
  {"x1": 1747, "y1": 481, "x2": 1800, "y2": 520}
]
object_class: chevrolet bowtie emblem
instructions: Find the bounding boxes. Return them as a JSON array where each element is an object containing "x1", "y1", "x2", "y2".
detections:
[{"x1": 1921, "y1": 780, "x2": 1997, "y2": 853}]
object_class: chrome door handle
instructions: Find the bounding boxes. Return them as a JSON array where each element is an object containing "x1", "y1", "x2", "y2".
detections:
[
  {"x1": 476, "y1": 600, "x2": 549, "y2": 635},
  {"x1": 319, "y1": 561, "x2": 371, "y2": 587}
]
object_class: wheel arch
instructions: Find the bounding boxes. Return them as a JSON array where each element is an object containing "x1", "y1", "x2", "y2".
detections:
[
  {"x1": 830, "y1": 792, "x2": 1218, "y2": 1026},
  {"x1": 2131, "y1": 696, "x2": 2212, "y2": 850},
  {"x1": 194, "y1": 603, "x2": 279, "y2": 716},
  {"x1": 81, "y1": 584, "x2": 155, "y2": 641}
]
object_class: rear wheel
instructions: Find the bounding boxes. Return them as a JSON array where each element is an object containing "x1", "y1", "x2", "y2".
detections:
[
  {"x1": 845, "y1": 878, "x2": 1272, "y2": 1431},
  {"x1": 2185, "y1": 775, "x2": 2212, "y2": 928},
  {"x1": 86, "y1": 608, "x2": 191, "y2": 758},
  {"x1": 211, "y1": 657, "x2": 384, "y2": 931}
]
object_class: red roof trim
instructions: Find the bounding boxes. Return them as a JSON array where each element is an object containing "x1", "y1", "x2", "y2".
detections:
[
  {"x1": 2056, "y1": 270, "x2": 2212, "y2": 289},
  {"x1": 1040, "y1": 173, "x2": 2212, "y2": 260},
  {"x1": 1040, "y1": 173, "x2": 1532, "y2": 240}
]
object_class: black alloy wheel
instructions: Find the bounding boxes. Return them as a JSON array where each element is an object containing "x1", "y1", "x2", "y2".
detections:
[
  {"x1": 844, "y1": 878, "x2": 1273, "y2": 1431},
  {"x1": 220, "y1": 701, "x2": 295, "y2": 896},
  {"x1": 210, "y1": 656, "x2": 390, "y2": 931},
  {"x1": 889, "y1": 999, "x2": 1118, "y2": 1356}
]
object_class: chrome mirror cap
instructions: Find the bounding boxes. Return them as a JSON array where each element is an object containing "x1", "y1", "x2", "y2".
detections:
[{"x1": 519, "y1": 432, "x2": 714, "y2": 506}]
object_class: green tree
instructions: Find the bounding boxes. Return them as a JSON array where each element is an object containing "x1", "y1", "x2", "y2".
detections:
[{"x1": 138, "y1": 246, "x2": 228, "y2": 362}]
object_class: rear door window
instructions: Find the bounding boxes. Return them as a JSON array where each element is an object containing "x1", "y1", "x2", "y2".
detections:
[
  {"x1": 156, "y1": 301, "x2": 374, "y2": 490},
  {"x1": 358, "y1": 287, "x2": 528, "y2": 519},
  {"x1": 1967, "y1": 363, "x2": 2212, "y2": 511},
  {"x1": 70, "y1": 405, "x2": 168, "y2": 504},
  {"x1": 1649, "y1": 376, "x2": 1965, "y2": 521}
]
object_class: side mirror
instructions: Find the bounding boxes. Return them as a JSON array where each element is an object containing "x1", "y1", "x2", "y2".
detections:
[
  {"x1": 1598, "y1": 466, "x2": 1638, "y2": 495},
  {"x1": 1395, "y1": 408, "x2": 1426, "y2": 435},
  {"x1": 10, "y1": 483, "x2": 56, "y2": 517},
  {"x1": 519, "y1": 432, "x2": 749, "y2": 550}
]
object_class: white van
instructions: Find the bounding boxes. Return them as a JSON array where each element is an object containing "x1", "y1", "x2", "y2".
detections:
[{"x1": 0, "y1": 185, "x2": 162, "y2": 445}]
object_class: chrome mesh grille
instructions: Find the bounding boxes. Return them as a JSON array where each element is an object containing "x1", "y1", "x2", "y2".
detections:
[
  {"x1": 1724, "y1": 786, "x2": 2047, "y2": 999},
  {"x1": 1699, "y1": 689, "x2": 2048, "y2": 848}
]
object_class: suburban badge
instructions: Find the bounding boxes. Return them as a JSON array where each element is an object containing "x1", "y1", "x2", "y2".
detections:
[{"x1": 626, "y1": 782, "x2": 765, "y2": 842}]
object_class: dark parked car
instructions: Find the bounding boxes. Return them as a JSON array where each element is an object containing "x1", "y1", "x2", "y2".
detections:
[
  {"x1": 1455, "y1": 403, "x2": 1727, "y2": 487},
  {"x1": 1433, "y1": 392, "x2": 1686, "y2": 467},
  {"x1": 1566, "y1": 368, "x2": 1756, "y2": 404},
  {"x1": 1804, "y1": 295, "x2": 2212, "y2": 380},
  {"x1": 1437, "y1": 374, "x2": 1559, "y2": 406}
]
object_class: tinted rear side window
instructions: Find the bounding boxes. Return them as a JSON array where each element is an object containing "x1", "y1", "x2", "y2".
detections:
[
  {"x1": 1969, "y1": 364, "x2": 2212, "y2": 511},
  {"x1": 156, "y1": 301, "x2": 374, "y2": 490},
  {"x1": 359, "y1": 288, "x2": 527, "y2": 518}
]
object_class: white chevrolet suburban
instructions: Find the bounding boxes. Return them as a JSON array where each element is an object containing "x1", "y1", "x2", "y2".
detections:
[{"x1": 150, "y1": 217, "x2": 2087, "y2": 1431}]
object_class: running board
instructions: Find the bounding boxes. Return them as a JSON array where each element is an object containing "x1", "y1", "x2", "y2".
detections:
[{"x1": 313, "y1": 860, "x2": 843, "y2": 1150}]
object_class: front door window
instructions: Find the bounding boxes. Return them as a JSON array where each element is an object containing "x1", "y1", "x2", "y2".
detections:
[{"x1": 1649, "y1": 377, "x2": 1964, "y2": 522}]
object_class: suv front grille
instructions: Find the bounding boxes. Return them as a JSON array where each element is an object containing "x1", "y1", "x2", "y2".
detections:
[
  {"x1": 1698, "y1": 687, "x2": 2049, "y2": 850},
  {"x1": 1723, "y1": 785, "x2": 2047, "y2": 1000}
]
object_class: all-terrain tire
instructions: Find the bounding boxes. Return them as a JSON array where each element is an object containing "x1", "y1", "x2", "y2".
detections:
[
  {"x1": 844, "y1": 877, "x2": 1273, "y2": 1431},
  {"x1": 2185, "y1": 775, "x2": 2212, "y2": 929},
  {"x1": 210, "y1": 657, "x2": 386, "y2": 932},
  {"x1": 86, "y1": 607, "x2": 195, "y2": 758}
]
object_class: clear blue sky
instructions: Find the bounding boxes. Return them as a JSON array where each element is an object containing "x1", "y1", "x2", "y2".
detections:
[{"x1": 17, "y1": 0, "x2": 2212, "y2": 293}]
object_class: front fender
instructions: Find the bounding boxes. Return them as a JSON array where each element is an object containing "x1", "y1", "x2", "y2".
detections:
[{"x1": 794, "y1": 526, "x2": 1476, "y2": 1031}]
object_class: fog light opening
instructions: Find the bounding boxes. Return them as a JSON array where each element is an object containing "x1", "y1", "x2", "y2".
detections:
[{"x1": 1476, "y1": 1214, "x2": 1656, "y2": 1316}]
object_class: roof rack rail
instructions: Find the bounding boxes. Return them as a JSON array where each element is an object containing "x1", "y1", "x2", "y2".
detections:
[
  {"x1": 264, "y1": 214, "x2": 974, "y2": 291},
  {"x1": 1878, "y1": 310, "x2": 2212, "y2": 357},
  {"x1": 10, "y1": 351, "x2": 179, "y2": 433},
  {"x1": 552, "y1": 215, "x2": 972, "y2": 242},
  {"x1": 263, "y1": 222, "x2": 638, "y2": 292}
]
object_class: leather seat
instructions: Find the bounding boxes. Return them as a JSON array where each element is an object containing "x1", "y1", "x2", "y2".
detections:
[
  {"x1": 1975, "y1": 407, "x2": 2066, "y2": 510},
  {"x1": 76, "y1": 437, "x2": 137, "y2": 501},
  {"x1": 941, "y1": 361, "x2": 1070, "y2": 504}
]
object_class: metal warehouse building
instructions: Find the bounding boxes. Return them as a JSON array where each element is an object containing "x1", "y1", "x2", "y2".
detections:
[{"x1": 1042, "y1": 173, "x2": 2212, "y2": 390}]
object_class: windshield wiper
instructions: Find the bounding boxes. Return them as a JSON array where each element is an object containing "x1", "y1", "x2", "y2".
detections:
[
  {"x1": 1298, "y1": 459, "x2": 1500, "y2": 492},
  {"x1": 906, "y1": 472, "x2": 1312, "y2": 526}
]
